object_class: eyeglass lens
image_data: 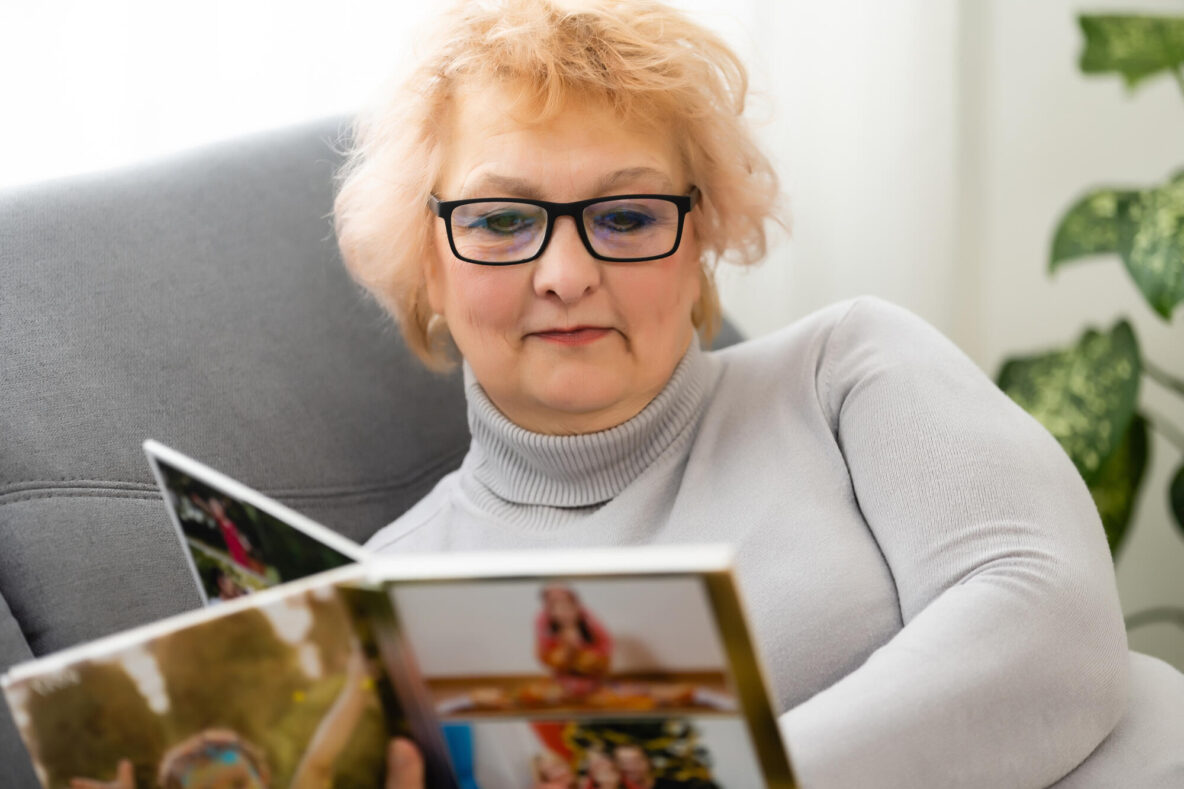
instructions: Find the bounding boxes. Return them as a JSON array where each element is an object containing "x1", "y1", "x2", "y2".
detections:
[{"x1": 449, "y1": 198, "x2": 682, "y2": 263}]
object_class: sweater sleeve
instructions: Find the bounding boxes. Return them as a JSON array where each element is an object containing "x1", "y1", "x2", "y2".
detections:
[{"x1": 779, "y1": 297, "x2": 1128, "y2": 788}]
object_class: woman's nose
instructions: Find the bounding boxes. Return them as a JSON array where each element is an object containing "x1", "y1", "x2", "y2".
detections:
[{"x1": 532, "y1": 216, "x2": 602, "y2": 304}]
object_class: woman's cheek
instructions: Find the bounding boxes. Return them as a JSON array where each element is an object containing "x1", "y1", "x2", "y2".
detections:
[
  {"x1": 624, "y1": 264, "x2": 694, "y2": 326},
  {"x1": 452, "y1": 266, "x2": 526, "y2": 336}
]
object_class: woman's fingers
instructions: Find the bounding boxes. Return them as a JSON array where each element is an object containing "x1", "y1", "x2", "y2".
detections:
[{"x1": 385, "y1": 738, "x2": 425, "y2": 789}]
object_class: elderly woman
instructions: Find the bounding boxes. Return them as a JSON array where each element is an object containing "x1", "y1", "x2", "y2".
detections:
[{"x1": 335, "y1": 1, "x2": 1184, "y2": 786}]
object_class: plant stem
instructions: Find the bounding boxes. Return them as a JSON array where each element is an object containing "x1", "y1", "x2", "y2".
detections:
[
  {"x1": 1174, "y1": 63, "x2": 1184, "y2": 100},
  {"x1": 1143, "y1": 408, "x2": 1184, "y2": 454},
  {"x1": 1144, "y1": 358, "x2": 1184, "y2": 398},
  {"x1": 1125, "y1": 605, "x2": 1184, "y2": 632}
]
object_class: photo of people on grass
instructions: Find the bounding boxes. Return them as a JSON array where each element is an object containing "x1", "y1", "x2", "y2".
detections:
[
  {"x1": 149, "y1": 451, "x2": 358, "y2": 603},
  {"x1": 391, "y1": 577, "x2": 739, "y2": 717},
  {"x1": 4, "y1": 584, "x2": 400, "y2": 789}
]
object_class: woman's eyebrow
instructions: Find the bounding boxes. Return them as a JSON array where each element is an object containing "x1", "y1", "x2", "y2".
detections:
[
  {"x1": 595, "y1": 167, "x2": 675, "y2": 194},
  {"x1": 460, "y1": 167, "x2": 675, "y2": 200},
  {"x1": 461, "y1": 173, "x2": 544, "y2": 199}
]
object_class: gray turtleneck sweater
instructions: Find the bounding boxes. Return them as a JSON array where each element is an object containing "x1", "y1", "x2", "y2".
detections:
[{"x1": 367, "y1": 297, "x2": 1184, "y2": 787}]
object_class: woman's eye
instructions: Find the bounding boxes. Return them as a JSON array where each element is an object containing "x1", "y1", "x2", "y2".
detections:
[
  {"x1": 595, "y1": 210, "x2": 653, "y2": 233},
  {"x1": 476, "y1": 211, "x2": 534, "y2": 234}
]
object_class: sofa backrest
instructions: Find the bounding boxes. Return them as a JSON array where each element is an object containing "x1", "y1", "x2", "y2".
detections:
[{"x1": 0, "y1": 118, "x2": 471, "y2": 785}]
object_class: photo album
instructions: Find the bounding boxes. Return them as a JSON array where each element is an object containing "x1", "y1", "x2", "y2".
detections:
[{"x1": 1, "y1": 441, "x2": 797, "y2": 788}]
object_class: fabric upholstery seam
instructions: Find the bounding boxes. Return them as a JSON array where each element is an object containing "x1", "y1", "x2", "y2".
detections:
[{"x1": 0, "y1": 448, "x2": 467, "y2": 503}]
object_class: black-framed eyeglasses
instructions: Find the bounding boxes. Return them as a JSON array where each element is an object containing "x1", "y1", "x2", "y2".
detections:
[{"x1": 428, "y1": 187, "x2": 700, "y2": 265}]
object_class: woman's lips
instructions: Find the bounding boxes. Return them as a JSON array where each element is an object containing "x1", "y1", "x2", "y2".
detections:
[{"x1": 529, "y1": 327, "x2": 613, "y2": 345}]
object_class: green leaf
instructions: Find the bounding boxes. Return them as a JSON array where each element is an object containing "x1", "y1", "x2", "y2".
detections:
[
  {"x1": 1088, "y1": 414, "x2": 1150, "y2": 557},
  {"x1": 1050, "y1": 188, "x2": 1140, "y2": 270},
  {"x1": 1171, "y1": 463, "x2": 1184, "y2": 542},
  {"x1": 1050, "y1": 172, "x2": 1184, "y2": 320},
  {"x1": 1078, "y1": 15, "x2": 1184, "y2": 92},
  {"x1": 1120, "y1": 175, "x2": 1184, "y2": 319},
  {"x1": 997, "y1": 320, "x2": 1141, "y2": 484}
]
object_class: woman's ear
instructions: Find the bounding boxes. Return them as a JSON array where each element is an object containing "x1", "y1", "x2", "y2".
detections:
[{"x1": 424, "y1": 233, "x2": 447, "y2": 315}]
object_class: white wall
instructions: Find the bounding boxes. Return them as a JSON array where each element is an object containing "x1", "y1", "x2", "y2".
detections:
[
  {"x1": 0, "y1": 1, "x2": 437, "y2": 189},
  {"x1": 685, "y1": 1, "x2": 962, "y2": 341},
  {"x1": 959, "y1": 0, "x2": 1184, "y2": 670}
]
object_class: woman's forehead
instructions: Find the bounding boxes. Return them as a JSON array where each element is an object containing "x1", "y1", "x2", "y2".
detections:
[{"x1": 438, "y1": 82, "x2": 683, "y2": 199}]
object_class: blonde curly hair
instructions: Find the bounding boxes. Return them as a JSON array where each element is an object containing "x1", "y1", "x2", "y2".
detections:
[{"x1": 333, "y1": 0, "x2": 781, "y2": 369}]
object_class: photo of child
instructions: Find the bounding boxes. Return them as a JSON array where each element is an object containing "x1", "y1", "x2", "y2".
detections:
[
  {"x1": 70, "y1": 728, "x2": 272, "y2": 789},
  {"x1": 391, "y1": 577, "x2": 738, "y2": 717}
]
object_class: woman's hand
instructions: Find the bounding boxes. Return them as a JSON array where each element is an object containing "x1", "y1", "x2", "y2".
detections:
[
  {"x1": 69, "y1": 759, "x2": 135, "y2": 789},
  {"x1": 386, "y1": 739, "x2": 425, "y2": 789}
]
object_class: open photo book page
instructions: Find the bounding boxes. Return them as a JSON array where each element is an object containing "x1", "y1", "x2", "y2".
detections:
[
  {"x1": 143, "y1": 440, "x2": 365, "y2": 604},
  {"x1": 3, "y1": 547, "x2": 797, "y2": 788},
  {"x1": 0, "y1": 565, "x2": 457, "y2": 789},
  {"x1": 375, "y1": 548, "x2": 797, "y2": 789}
]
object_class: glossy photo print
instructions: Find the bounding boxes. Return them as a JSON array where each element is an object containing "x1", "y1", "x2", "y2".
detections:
[
  {"x1": 2, "y1": 582, "x2": 401, "y2": 789},
  {"x1": 441, "y1": 716, "x2": 766, "y2": 788},
  {"x1": 144, "y1": 441, "x2": 362, "y2": 603},
  {"x1": 390, "y1": 576, "x2": 739, "y2": 718}
]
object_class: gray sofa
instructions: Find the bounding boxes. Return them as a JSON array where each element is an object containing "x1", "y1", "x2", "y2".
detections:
[{"x1": 0, "y1": 118, "x2": 743, "y2": 785}]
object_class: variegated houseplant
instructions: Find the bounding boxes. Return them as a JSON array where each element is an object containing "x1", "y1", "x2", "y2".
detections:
[{"x1": 996, "y1": 14, "x2": 1184, "y2": 633}]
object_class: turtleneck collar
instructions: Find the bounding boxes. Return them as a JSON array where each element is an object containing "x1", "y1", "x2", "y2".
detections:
[{"x1": 461, "y1": 339, "x2": 720, "y2": 509}]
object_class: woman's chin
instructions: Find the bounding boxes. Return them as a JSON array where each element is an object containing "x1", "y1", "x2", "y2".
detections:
[
  {"x1": 520, "y1": 380, "x2": 647, "y2": 433},
  {"x1": 475, "y1": 351, "x2": 663, "y2": 433},
  {"x1": 532, "y1": 385, "x2": 632, "y2": 420}
]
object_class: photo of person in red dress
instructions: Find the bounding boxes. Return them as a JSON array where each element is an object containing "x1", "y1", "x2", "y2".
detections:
[
  {"x1": 535, "y1": 584, "x2": 614, "y2": 697},
  {"x1": 190, "y1": 493, "x2": 258, "y2": 573}
]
